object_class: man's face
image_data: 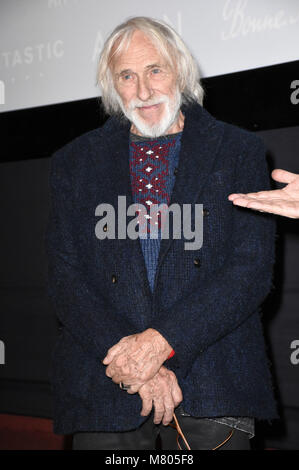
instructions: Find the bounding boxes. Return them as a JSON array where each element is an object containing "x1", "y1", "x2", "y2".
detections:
[{"x1": 111, "y1": 30, "x2": 181, "y2": 137}]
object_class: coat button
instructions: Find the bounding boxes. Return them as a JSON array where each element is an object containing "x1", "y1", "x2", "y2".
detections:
[
  {"x1": 193, "y1": 258, "x2": 200, "y2": 267},
  {"x1": 174, "y1": 167, "x2": 178, "y2": 175},
  {"x1": 203, "y1": 208, "x2": 209, "y2": 216},
  {"x1": 111, "y1": 274, "x2": 117, "y2": 283}
]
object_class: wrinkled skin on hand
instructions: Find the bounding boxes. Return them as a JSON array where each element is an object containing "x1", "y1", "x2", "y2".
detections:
[
  {"x1": 138, "y1": 366, "x2": 183, "y2": 426},
  {"x1": 102, "y1": 328, "x2": 173, "y2": 392}
]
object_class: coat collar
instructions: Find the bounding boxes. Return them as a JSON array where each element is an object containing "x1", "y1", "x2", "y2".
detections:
[{"x1": 95, "y1": 102, "x2": 225, "y2": 298}]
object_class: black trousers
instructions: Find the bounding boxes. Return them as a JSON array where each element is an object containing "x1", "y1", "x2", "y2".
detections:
[{"x1": 72, "y1": 411, "x2": 251, "y2": 450}]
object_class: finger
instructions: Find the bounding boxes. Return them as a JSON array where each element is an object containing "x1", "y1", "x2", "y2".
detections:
[
  {"x1": 153, "y1": 399, "x2": 165, "y2": 425},
  {"x1": 126, "y1": 383, "x2": 142, "y2": 394},
  {"x1": 106, "y1": 365, "x2": 128, "y2": 382},
  {"x1": 162, "y1": 408, "x2": 174, "y2": 426},
  {"x1": 109, "y1": 370, "x2": 136, "y2": 385},
  {"x1": 159, "y1": 381, "x2": 175, "y2": 425},
  {"x1": 236, "y1": 199, "x2": 285, "y2": 216},
  {"x1": 230, "y1": 189, "x2": 284, "y2": 202},
  {"x1": 111, "y1": 374, "x2": 122, "y2": 384},
  {"x1": 159, "y1": 368, "x2": 182, "y2": 408},
  {"x1": 228, "y1": 193, "x2": 246, "y2": 201},
  {"x1": 171, "y1": 385, "x2": 183, "y2": 408},
  {"x1": 162, "y1": 398, "x2": 175, "y2": 426},
  {"x1": 102, "y1": 343, "x2": 124, "y2": 364},
  {"x1": 140, "y1": 397, "x2": 153, "y2": 417},
  {"x1": 231, "y1": 195, "x2": 276, "y2": 209},
  {"x1": 237, "y1": 190, "x2": 281, "y2": 201},
  {"x1": 231, "y1": 197, "x2": 255, "y2": 208},
  {"x1": 271, "y1": 169, "x2": 298, "y2": 184},
  {"x1": 105, "y1": 365, "x2": 114, "y2": 378}
]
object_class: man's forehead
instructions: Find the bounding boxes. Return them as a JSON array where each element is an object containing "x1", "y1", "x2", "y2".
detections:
[
  {"x1": 111, "y1": 31, "x2": 170, "y2": 72},
  {"x1": 112, "y1": 55, "x2": 173, "y2": 77}
]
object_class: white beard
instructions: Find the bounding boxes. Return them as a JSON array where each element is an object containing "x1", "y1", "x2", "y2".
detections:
[{"x1": 116, "y1": 87, "x2": 182, "y2": 138}]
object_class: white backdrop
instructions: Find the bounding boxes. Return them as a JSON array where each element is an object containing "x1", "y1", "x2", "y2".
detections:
[{"x1": 0, "y1": 0, "x2": 298, "y2": 112}]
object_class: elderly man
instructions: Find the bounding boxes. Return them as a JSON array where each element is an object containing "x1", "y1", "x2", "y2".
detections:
[{"x1": 45, "y1": 17, "x2": 278, "y2": 450}]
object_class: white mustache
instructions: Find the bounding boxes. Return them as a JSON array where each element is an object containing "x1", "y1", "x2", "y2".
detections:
[{"x1": 129, "y1": 96, "x2": 169, "y2": 111}]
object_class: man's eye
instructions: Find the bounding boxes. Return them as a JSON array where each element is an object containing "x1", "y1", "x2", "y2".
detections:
[
  {"x1": 152, "y1": 68, "x2": 161, "y2": 74},
  {"x1": 119, "y1": 73, "x2": 133, "y2": 81}
]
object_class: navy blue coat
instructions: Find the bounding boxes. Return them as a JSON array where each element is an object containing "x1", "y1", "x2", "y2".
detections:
[{"x1": 45, "y1": 102, "x2": 278, "y2": 434}]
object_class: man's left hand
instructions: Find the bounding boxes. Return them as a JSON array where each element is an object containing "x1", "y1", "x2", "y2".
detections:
[{"x1": 102, "y1": 328, "x2": 173, "y2": 392}]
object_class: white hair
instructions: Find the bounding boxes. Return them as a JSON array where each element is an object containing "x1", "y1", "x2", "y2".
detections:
[{"x1": 96, "y1": 16, "x2": 205, "y2": 115}]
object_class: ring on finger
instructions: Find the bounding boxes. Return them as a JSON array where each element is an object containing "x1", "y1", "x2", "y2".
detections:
[{"x1": 119, "y1": 382, "x2": 131, "y2": 391}]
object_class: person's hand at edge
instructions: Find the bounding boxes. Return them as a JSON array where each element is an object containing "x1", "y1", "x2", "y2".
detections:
[{"x1": 228, "y1": 169, "x2": 299, "y2": 219}]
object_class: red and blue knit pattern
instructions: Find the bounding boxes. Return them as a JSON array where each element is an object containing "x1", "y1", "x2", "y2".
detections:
[
  {"x1": 129, "y1": 132, "x2": 182, "y2": 292},
  {"x1": 129, "y1": 136, "x2": 180, "y2": 236}
]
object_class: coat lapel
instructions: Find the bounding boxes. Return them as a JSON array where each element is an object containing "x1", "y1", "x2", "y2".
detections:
[
  {"x1": 95, "y1": 103, "x2": 225, "y2": 298},
  {"x1": 102, "y1": 116, "x2": 154, "y2": 301},
  {"x1": 154, "y1": 103, "x2": 225, "y2": 288}
]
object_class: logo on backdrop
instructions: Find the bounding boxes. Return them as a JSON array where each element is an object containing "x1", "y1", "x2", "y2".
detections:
[
  {"x1": 290, "y1": 340, "x2": 299, "y2": 365},
  {"x1": 0, "y1": 340, "x2": 5, "y2": 365},
  {"x1": 221, "y1": 0, "x2": 299, "y2": 40},
  {"x1": 290, "y1": 80, "x2": 299, "y2": 105},
  {"x1": 0, "y1": 41, "x2": 64, "y2": 92},
  {"x1": 0, "y1": 40, "x2": 64, "y2": 69}
]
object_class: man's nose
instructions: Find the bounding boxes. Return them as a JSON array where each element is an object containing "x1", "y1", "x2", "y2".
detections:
[{"x1": 136, "y1": 76, "x2": 153, "y2": 101}]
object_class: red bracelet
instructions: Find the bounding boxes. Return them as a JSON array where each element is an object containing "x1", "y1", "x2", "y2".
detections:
[{"x1": 167, "y1": 349, "x2": 175, "y2": 359}]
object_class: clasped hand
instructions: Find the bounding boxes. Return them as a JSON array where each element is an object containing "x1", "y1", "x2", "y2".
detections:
[
  {"x1": 102, "y1": 328, "x2": 183, "y2": 425},
  {"x1": 102, "y1": 328, "x2": 172, "y2": 392}
]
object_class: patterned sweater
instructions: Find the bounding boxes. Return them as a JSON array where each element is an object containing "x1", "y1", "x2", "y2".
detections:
[{"x1": 129, "y1": 131, "x2": 182, "y2": 291}]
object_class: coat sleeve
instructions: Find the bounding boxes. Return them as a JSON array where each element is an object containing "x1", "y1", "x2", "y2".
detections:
[
  {"x1": 150, "y1": 135, "x2": 276, "y2": 380},
  {"x1": 45, "y1": 148, "x2": 137, "y2": 360}
]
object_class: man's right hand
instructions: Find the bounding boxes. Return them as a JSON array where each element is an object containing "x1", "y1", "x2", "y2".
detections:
[{"x1": 138, "y1": 366, "x2": 183, "y2": 426}]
